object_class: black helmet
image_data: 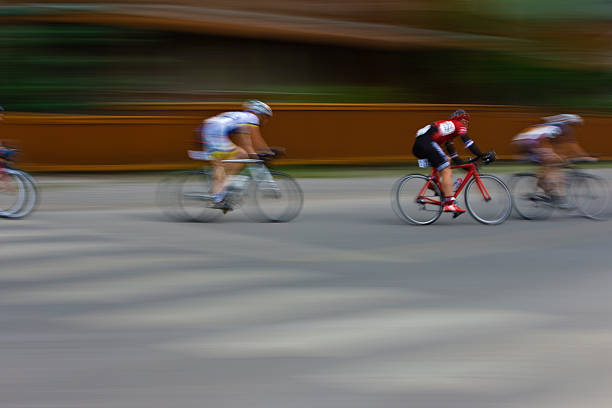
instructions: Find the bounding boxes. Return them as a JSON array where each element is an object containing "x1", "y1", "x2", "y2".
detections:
[{"x1": 450, "y1": 109, "x2": 470, "y2": 121}]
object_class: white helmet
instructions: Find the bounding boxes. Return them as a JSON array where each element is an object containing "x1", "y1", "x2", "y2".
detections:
[
  {"x1": 542, "y1": 114, "x2": 583, "y2": 125},
  {"x1": 243, "y1": 100, "x2": 272, "y2": 117}
]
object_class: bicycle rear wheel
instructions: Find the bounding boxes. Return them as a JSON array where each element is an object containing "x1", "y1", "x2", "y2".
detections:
[
  {"x1": 0, "y1": 169, "x2": 27, "y2": 218},
  {"x1": 568, "y1": 173, "x2": 610, "y2": 220},
  {"x1": 391, "y1": 174, "x2": 442, "y2": 225},
  {"x1": 178, "y1": 170, "x2": 223, "y2": 222},
  {"x1": 465, "y1": 174, "x2": 512, "y2": 225},
  {"x1": 509, "y1": 173, "x2": 554, "y2": 220},
  {"x1": 157, "y1": 170, "x2": 221, "y2": 222},
  {"x1": 248, "y1": 171, "x2": 303, "y2": 222}
]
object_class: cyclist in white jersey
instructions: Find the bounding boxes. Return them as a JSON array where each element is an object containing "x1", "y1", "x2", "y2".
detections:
[{"x1": 198, "y1": 100, "x2": 273, "y2": 205}]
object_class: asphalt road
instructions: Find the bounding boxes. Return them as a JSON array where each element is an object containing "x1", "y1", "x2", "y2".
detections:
[{"x1": 2, "y1": 171, "x2": 612, "y2": 408}]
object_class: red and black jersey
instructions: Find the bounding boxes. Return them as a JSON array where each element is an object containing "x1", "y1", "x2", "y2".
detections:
[{"x1": 431, "y1": 119, "x2": 469, "y2": 145}]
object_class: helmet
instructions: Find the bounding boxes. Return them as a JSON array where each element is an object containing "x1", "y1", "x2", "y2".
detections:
[
  {"x1": 243, "y1": 100, "x2": 272, "y2": 117},
  {"x1": 542, "y1": 114, "x2": 583, "y2": 125},
  {"x1": 450, "y1": 109, "x2": 470, "y2": 122}
]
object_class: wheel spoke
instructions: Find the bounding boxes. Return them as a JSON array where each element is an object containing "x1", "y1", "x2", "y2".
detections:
[
  {"x1": 465, "y1": 174, "x2": 512, "y2": 224},
  {"x1": 392, "y1": 174, "x2": 442, "y2": 225}
]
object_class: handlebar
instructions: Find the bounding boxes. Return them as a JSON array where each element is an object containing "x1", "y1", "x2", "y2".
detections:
[
  {"x1": 256, "y1": 146, "x2": 286, "y2": 162},
  {"x1": 464, "y1": 150, "x2": 496, "y2": 166}
]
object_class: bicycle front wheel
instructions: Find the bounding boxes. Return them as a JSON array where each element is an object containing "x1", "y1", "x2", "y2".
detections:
[
  {"x1": 568, "y1": 173, "x2": 610, "y2": 220},
  {"x1": 465, "y1": 174, "x2": 512, "y2": 225},
  {"x1": 8, "y1": 170, "x2": 39, "y2": 219},
  {"x1": 509, "y1": 173, "x2": 554, "y2": 220},
  {"x1": 249, "y1": 171, "x2": 303, "y2": 222},
  {"x1": 0, "y1": 169, "x2": 28, "y2": 218},
  {"x1": 392, "y1": 174, "x2": 443, "y2": 225}
]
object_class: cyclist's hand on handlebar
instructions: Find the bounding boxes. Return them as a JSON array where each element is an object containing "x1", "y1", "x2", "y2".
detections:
[
  {"x1": 269, "y1": 146, "x2": 285, "y2": 157},
  {"x1": 481, "y1": 150, "x2": 496, "y2": 165},
  {"x1": 570, "y1": 156, "x2": 598, "y2": 163}
]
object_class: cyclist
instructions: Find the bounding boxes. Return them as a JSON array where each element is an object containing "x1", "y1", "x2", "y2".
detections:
[
  {"x1": 412, "y1": 109, "x2": 490, "y2": 214},
  {"x1": 194, "y1": 100, "x2": 274, "y2": 207},
  {"x1": 512, "y1": 113, "x2": 595, "y2": 205}
]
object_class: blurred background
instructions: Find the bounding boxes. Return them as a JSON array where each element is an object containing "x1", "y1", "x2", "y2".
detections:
[{"x1": 0, "y1": 0, "x2": 611, "y2": 112}]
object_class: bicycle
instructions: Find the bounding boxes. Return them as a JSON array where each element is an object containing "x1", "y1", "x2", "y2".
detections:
[
  {"x1": 391, "y1": 152, "x2": 512, "y2": 225},
  {"x1": 157, "y1": 149, "x2": 303, "y2": 223},
  {"x1": 510, "y1": 162, "x2": 610, "y2": 221},
  {"x1": 0, "y1": 149, "x2": 39, "y2": 219}
]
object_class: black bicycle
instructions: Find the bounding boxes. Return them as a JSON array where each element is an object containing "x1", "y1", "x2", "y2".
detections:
[{"x1": 510, "y1": 163, "x2": 610, "y2": 221}]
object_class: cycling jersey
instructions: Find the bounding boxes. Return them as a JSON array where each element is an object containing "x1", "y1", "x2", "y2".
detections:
[
  {"x1": 431, "y1": 119, "x2": 468, "y2": 144},
  {"x1": 201, "y1": 111, "x2": 259, "y2": 158},
  {"x1": 512, "y1": 124, "x2": 562, "y2": 146}
]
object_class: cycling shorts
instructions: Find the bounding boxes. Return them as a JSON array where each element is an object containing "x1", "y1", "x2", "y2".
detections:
[{"x1": 412, "y1": 125, "x2": 449, "y2": 171}]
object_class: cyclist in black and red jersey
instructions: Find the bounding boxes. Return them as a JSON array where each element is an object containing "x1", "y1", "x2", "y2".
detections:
[{"x1": 412, "y1": 109, "x2": 492, "y2": 214}]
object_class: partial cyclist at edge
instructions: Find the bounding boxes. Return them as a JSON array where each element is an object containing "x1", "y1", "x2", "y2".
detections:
[
  {"x1": 412, "y1": 109, "x2": 493, "y2": 214},
  {"x1": 511, "y1": 113, "x2": 596, "y2": 207},
  {"x1": 0, "y1": 106, "x2": 17, "y2": 190},
  {"x1": 192, "y1": 100, "x2": 275, "y2": 209}
]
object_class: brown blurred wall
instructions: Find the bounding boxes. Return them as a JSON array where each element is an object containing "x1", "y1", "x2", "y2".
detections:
[{"x1": 2, "y1": 104, "x2": 610, "y2": 171}]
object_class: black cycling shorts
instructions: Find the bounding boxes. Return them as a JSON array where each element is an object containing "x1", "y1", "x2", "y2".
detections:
[{"x1": 412, "y1": 124, "x2": 450, "y2": 171}]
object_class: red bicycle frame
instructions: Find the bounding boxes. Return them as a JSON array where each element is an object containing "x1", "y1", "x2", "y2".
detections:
[{"x1": 417, "y1": 162, "x2": 492, "y2": 205}]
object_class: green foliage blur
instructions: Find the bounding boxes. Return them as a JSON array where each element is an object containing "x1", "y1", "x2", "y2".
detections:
[{"x1": 0, "y1": 22, "x2": 610, "y2": 112}]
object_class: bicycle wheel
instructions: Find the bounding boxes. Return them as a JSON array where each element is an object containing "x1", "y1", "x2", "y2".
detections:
[
  {"x1": 568, "y1": 173, "x2": 610, "y2": 220},
  {"x1": 0, "y1": 169, "x2": 27, "y2": 218},
  {"x1": 157, "y1": 170, "x2": 221, "y2": 222},
  {"x1": 465, "y1": 174, "x2": 512, "y2": 225},
  {"x1": 6, "y1": 170, "x2": 39, "y2": 219},
  {"x1": 392, "y1": 174, "x2": 442, "y2": 225},
  {"x1": 177, "y1": 170, "x2": 223, "y2": 222},
  {"x1": 509, "y1": 173, "x2": 554, "y2": 220},
  {"x1": 157, "y1": 171, "x2": 188, "y2": 220},
  {"x1": 248, "y1": 171, "x2": 303, "y2": 222}
]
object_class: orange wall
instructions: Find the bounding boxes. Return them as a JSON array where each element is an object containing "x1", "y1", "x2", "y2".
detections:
[{"x1": 2, "y1": 104, "x2": 610, "y2": 171}]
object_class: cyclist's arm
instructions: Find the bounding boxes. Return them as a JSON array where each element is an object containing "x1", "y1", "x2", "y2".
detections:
[
  {"x1": 556, "y1": 138, "x2": 595, "y2": 161},
  {"x1": 249, "y1": 125, "x2": 272, "y2": 154},
  {"x1": 444, "y1": 141, "x2": 463, "y2": 165},
  {"x1": 460, "y1": 134, "x2": 483, "y2": 157}
]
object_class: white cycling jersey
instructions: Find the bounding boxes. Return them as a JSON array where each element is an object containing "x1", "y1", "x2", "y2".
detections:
[
  {"x1": 512, "y1": 125, "x2": 562, "y2": 144},
  {"x1": 202, "y1": 111, "x2": 260, "y2": 152}
]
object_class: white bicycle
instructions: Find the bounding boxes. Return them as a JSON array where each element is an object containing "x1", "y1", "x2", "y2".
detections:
[{"x1": 157, "y1": 151, "x2": 303, "y2": 223}]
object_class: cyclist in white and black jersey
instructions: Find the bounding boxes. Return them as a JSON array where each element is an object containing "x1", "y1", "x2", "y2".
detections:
[{"x1": 197, "y1": 100, "x2": 274, "y2": 205}]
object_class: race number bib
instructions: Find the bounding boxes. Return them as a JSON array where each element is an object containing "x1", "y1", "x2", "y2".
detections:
[{"x1": 438, "y1": 121, "x2": 456, "y2": 135}]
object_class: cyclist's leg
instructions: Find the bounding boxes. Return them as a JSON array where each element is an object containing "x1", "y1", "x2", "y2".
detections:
[
  {"x1": 209, "y1": 147, "x2": 247, "y2": 202},
  {"x1": 413, "y1": 132, "x2": 461, "y2": 212},
  {"x1": 203, "y1": 121, "x2": 244, "y2": 200},
  {"x1": 538, "y1": 148, "x2": 565, "y2": 198}
]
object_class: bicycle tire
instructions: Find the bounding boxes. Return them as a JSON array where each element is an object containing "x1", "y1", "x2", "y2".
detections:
[
  {"x1": 464, "y1": 174, "x2": 512, "y2": 225},
  {"x1": 157, "y1": 171, "x2": 189, "y2": 220},
  {"x1": 5, "y1": 170, "x2": 39, "y2": 219},
  {"x1": 391, "y1": 174, "x2": 443, "y2": 225},
  {"x1": 157, "y1": 170, "x2": 221, "y2": 222},
  {"x1": 0, "y1": 169, "x2": 28, "y2": 218},
  {"x1": 509, "y1": 173, "x2": 554, "y2": 220},
  {"x1": 568, "y1": 173, "x2": 611, "y2": 221},
  {"x1": 247, "y1": 171, "x2": 303, "y2": 222}
]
